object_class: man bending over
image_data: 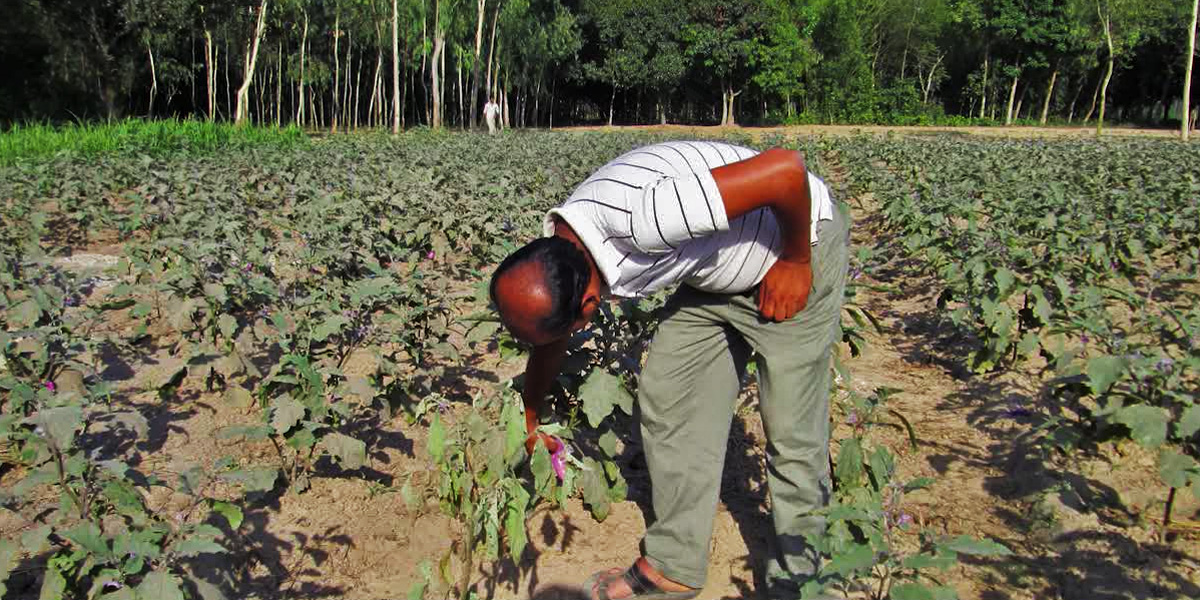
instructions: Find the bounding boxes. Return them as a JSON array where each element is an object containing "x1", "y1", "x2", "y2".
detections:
[{"x1": 490, "y1": 141, "x2": 849, "y2": 600}]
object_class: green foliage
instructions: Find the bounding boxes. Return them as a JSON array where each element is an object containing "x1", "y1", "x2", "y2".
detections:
[
  {"x1": 803, "y1": 388, "x2": 1012, "y2": 600},
  {"x1": 0, "y1": 119, "x2": 307, "y2": 166},
  {"x1": 0, "y1": 268, "x2": 242, "y2": 597},
  {"x1": 838, "y1": 134, "x2": 1200, "y2": 505}
]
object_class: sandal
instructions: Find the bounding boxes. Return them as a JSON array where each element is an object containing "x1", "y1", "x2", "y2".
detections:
[{"x1": 583, "y1": 562, "x2": 700, "y2": 600}]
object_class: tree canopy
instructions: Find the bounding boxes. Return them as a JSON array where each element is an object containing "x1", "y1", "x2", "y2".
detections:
[{"x1": 0, "y1": 0, "x2": 1194, "y2": 129}]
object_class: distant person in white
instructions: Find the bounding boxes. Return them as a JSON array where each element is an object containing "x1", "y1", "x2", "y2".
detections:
[
  {"x1": 483, "y1": 98, "x2": 501, "y2": 134},
  {"x1": 490, "y1": 141, "x2": 850, "y2": 600}
]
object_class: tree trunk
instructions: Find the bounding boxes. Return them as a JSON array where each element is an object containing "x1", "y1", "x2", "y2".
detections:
[
  {"x1": 275, "y1": 43, "x2": 283, "y2": 126},
  {"x1": 485, "y1": 1, "x2": 501, "y2": 103},
  {"x1": 1040, "y1": 69, "x2": 1058, "y2": 125},
  {"x1": 344, "y1": 33, "x2": 354, "y2": 129},
  {"x1": 431, "y1": 0, "x2": 444, "y2": 130},
  {"x1": 331, "y1": 11, "x2": 341, "y2": 132},
  {"x1": 923, "y1": 54, "x2": 944, "y2": 103},
  {"x1": 725, "y1": 88, "x2": 740, "y2": 126},
  {"x1": 392, "y1": 0, "x2": 401, "y2": 133},
  {"x1": 146, "y1": 41, "x2": 158, "y2": 116},
  {"x1": 502, "y1": 67, "x2": 510, "y2": 128},
  {"x1": 297, "y1": 12, "x2": 309, "y2": 127},
  {"x1": 469, "y1": 0, "x2": 487, "y2": 129},
  {"x1": 353, "y1": 48, "x2": 363, "y2": 130},
  {"x1": 457, "y1": 54, "x2": 465, "y2": 128},
  {"x1": 1067, "y1": 78, "x2": 1082, "y2": 123},
  {"x1": 1184, "y1": 0, "x2": 1199, "y2": 141},
  {"x1": 979, "y1": 50, "x2": 989, "y2": 119},
  {"x1": 1083, "y1": 72, "x2": 1101, "y2": 123},
  {"x1": 432, "y1": 30, "x2": 444, "y2": 128},
  {"x1": 1096, "y1": 8, "x2": 1115, "y2": 136},
  {"x1": 204, "y1": 30, "x2": 216, "y2": 121},
  {"x1": 550, "y1": 75, "x2": 557, "y2": 129},
  {"x1": 608, "y1": 83, "x2": 616, "y2": 127},
  {"x1": 235, "y1": 0, "x2": 268, "y2": 125},
  {"x1": 1005, "y1": 72, "x2": 1019, "y2": 126}
]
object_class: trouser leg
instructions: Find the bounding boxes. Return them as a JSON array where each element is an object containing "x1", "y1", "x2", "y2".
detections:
[
  {"x1": 727, "y1": 209, "x2": 851, "y2": 595},
  {"x1": 639, "y1": 290, "x2": 750, "y2": 589}
]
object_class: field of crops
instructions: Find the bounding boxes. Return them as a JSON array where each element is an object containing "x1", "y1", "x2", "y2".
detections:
[{"x1": 0, "y1": 128, "x2": 1197, "y2": 600}]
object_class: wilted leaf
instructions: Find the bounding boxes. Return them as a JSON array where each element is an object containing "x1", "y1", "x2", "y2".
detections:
[
  {"x1": 311, "y1": 315, "x2": 349, "y2": 342},
  {"x1": 826, "y1": 543, "x2": 873, "y2": 576},
  {"x1": 202, "y1": 282, "x2": 228, "y2": 304},
  {"x1": 218, "y1": 314, "x2": 238, "y2": 340},
  {"x1": 21, "y1": 525, "x2": 52, "y2": 554},
  {"x1": 941, "y1": 535, "x2": 1012, "y2": 556},
  {"x1": 28, "y1": 406, "x2": 84, "y2": 450},
  {"x1": 1158, "y1": 448, "x2": 1196, "y2": 489},
  {"x1": 270, "y1": 394, "x2": 305, "y2": 434},
  {"x1": 211, "y1": 501, "x2": 244, "y2": 531},
  {"x1": 598, "y1": 430, "x2": 618, "y2": 458},
  {"x1": 63, "y1": 522, "x2": 112, "y2": 560},
  {"x1": 216, "y1": 425, "x2": 272, "y2": 441},
  {"x1": 1113, "y1": 405, "x2": 1168, "y2": 448},
  {"x1": 110, "y1": 410, "x2": 149, "y2": 439},
  {"x1": 835, "y1": 438, "x2": 864, "y2": 488},
  {"x1": 219, "y1": 467, "x2": 279, "y2": 493},
  {"x1": 1086, "y1": 355, "x2": 1127, "y2": 396},
  {"x1": 428, "y1": 413, "x2": 446, "y2": 462},
  {"x1": 223, "y1": 385, "x2": 255, "y2": 409},
  {"x1": 136, "y1": 571, "x2": 185, "y2": 600},
  {"x1": 1177, "y1": 405, "x2": 1200, "y2": 439},
  {"x1": 322, "y1": 433, "x2": 367, "y2": 470},
  {"x1": 890, "y1": 583, "x2": 937, "y2": 600},
  {"x1": 579, "y1": 459, "x2": 611, "y2": 522},
  {"x1": 578, "y1": 370, "x2": 632, "y2": 428},
  {"x1": 172, "y1": 538, "x2": 226, "y2": 557}
]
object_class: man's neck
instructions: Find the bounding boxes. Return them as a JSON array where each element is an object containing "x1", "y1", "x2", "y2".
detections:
[{"x1": 552, "y1": 217, "x2": 609, "y2": 297}]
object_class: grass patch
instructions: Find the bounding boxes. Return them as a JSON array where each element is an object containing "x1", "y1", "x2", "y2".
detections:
[{"x1": 0, "y1": 118, "x2": 308, "y2": 165}]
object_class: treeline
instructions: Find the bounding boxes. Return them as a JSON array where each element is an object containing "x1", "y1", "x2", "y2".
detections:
[{"x1": 2, "y1": 0, "x2": 1197, "y2": 132}]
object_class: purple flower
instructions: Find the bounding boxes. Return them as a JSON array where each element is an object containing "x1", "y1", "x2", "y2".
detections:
[
  {"x1": 44, "y1": 381, "x2": 56, "y2": 393},
  {"x1": 426, "y1": 251, "x2": 436, "y2": 260},
  {"x1": 64, "y1": 296, "x2": 79, "y2": 307},
  {"x1": 1156, "y1": 358, "x2": 1174, "y2": 373},
  {"x1": 846, "y1": 411, "x2": 859, "y2": 426},
  {"x1": 897, "y1": 513, "x2": 913, "y2": 527},
  {"x1": 550, "y1": 441, "x2": 568, "y2": 481},
  {"x1": 242, "y1": 262, "x2": 253, "y2": 273},
  {"x1": 1079, "y1": 333, "x2": 1089, "y2": 345}
]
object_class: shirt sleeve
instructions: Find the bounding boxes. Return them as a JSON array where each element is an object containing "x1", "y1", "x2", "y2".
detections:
[{"x1": 627, "y1": 172, "x2": 729, "y2": 254}]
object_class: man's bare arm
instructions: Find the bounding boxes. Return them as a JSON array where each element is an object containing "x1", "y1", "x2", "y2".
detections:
[
  {"x1": 521, "y1": 338, "x2": 567, "y2": 453},
  {"x1": 711, "y1": 148, "x2": 814, "y2": 321}
]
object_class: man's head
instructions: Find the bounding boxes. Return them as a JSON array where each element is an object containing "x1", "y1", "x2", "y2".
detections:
[{"x1": 489, "y1": 236, "x2": 601, "y2": 346}]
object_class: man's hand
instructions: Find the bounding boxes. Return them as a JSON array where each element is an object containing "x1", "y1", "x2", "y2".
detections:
[
  {"x1": 525, "y1": 428, "x2": 562, "y2": 455},
  {"x1": 757, "y1": 258, "x2": 813, "y2": 322}
]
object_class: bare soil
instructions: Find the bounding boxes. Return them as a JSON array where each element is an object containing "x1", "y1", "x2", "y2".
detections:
[{"x1": 3, "y1": 128, "x2": 1198, "y2": 600}]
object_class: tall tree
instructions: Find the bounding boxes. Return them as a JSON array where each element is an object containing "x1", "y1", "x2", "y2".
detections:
[
  {"x1": 235, "y1": 0, "x2": 269, "y2": 124},
  {"x1": 683, "y1": 0, "x2": 767, "y2": 125},
  {"x1": 1184, "y1": 0, "x2": 1198, "y2": 140}
]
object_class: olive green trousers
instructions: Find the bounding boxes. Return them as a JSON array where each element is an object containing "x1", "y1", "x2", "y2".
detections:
[{"x1": 638, "y1": 206, "x2": 850, "y2": 595}]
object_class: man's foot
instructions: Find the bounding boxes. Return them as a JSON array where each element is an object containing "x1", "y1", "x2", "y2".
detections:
[{"x1": 584, "y1": 557, "x2": 699, "y2": 600}]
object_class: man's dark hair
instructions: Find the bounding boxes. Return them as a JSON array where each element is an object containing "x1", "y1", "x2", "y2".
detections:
[{"x1": 490, "y1": 237, "x2": 591, "y2": 338}]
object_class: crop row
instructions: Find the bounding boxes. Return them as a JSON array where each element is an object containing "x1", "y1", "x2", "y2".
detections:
[{"x1": 835, "y1": 135, "x2": 1200, "y2": 520}]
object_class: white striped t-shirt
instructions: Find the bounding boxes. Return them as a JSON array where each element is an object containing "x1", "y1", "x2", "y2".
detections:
[{"x1": 543, "y1": 141, "x2": 835, "y2": 298}]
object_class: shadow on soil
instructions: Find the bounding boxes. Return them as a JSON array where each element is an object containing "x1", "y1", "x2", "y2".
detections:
[{"x1": 852, "y1": 203, "x2": 1200, "y2": 600}]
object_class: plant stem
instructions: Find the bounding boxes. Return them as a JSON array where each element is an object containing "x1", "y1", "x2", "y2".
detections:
[
  {"x1": 1162, "y1": 487, "x2": 1176, "y2": 543},
  {"x1": 52, "y1": 445, "x2": 87, "y2": 519}
]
